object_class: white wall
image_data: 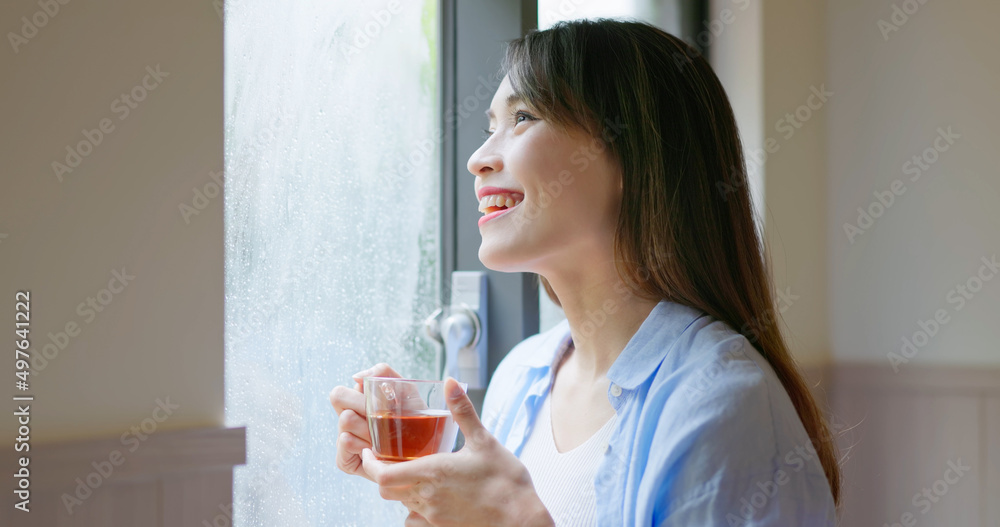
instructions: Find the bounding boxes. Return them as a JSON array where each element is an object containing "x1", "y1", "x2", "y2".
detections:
[
  {"x1": 827, "y1": 0, "x2": 1000, "y2": 367},
  {"x1": 0, "y1": 0, "x2": 223, "y2": 443}
]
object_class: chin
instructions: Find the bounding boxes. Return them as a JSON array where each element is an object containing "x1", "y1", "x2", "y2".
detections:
[{"x1": 478, "y1": 242, "x2": 531, "y2": 273}]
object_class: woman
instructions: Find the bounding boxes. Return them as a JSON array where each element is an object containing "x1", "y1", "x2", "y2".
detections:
[{"x1": 331, "y1": 18, "x2": 840, "y2": 526}]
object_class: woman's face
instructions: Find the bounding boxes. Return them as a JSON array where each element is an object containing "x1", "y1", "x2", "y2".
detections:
[{"x1": 468, "y1": 74, "x2": 622, "y2": 276}]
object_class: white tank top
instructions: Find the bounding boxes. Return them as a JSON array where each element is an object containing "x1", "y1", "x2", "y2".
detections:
[{"x1": 518, "y1": 392, "x2": 618, "y2": 526}]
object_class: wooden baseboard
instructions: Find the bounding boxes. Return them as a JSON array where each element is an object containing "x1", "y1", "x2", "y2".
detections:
[
  {"x1": 819, "y1": 363, "x2": 1000, "y2": 527},
  {"x1": 1, "y1": 426, "x2": 245, "y2": 527}
]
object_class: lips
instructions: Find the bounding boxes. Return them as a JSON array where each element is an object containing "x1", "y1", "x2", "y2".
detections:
[
  {"x1": 478, "y1": 206, "x2": 517, "y2": 227},
  {"x1": 477, "y1": 185, "x2": 524, "y2": 200},
  {"x1": 476, "y1": 186, "x2": 524, "y2": 227}
]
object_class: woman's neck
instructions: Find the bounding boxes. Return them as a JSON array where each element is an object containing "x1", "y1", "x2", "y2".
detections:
[{"x1": 542, "y1": 261, "x2": 659, "y2": 383}]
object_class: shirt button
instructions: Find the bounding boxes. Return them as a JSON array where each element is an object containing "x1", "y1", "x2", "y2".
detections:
[{"x1": 610, "y1": 383, "x2": 622, "y2": 397}]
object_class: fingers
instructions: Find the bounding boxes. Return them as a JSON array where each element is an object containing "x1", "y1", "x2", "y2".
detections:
[
  {"x1": 362, "y1": 449, "x2": 439, "y2": 505},
  {"x1": 362, "y1": 447, "x2": 421, "y2": 489},
  {"x1": 362, "y1": 448, "x2": 453, "y2": 488},
  {"x1": 332, "y1": 392, "x2": 372, "y2": 480},
  {"x1": 330, "y1": 385, "x2": 365, "y2": 415},
  {"x1": 337, "y1": 409, "x2": 370, "y2": 443},
  {"x1": 338, "y1": 430, "x2": 369, "y2": 455},
  {"x1": 444, "y1": 377, "x2": 491, "y2": 447},
  {"x1": 361, "y1": 447, "x2": 387, "y2": 482},
  {"x1": 332, "y1": 363, "x2": 403, "y2": 482},
  {"x1": 336, "y1": 433, "x2": 374, "y2": 482},
  {"x1": 351, "y1": 362, "x2": 404, "y2": 388},
  {"x1": 377, "y1": 482, "x2": 415, "y2": 502},
  {"x1": 404, "y1": 510, "x2": 432, "y2": 527}
]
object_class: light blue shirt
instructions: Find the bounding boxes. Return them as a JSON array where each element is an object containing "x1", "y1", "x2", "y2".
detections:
[{"x1": 481, "y1": 300, "x2": 836, "y2": 526}]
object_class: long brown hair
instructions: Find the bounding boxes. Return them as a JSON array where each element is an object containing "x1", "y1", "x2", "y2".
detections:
[{"x1": 500, "y1": 18, "x2": 841, "y2": 506}]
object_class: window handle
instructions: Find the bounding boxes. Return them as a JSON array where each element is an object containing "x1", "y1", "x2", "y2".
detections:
[{"x1": 423, "y1": 272, "x2": 488, "y2": 388}]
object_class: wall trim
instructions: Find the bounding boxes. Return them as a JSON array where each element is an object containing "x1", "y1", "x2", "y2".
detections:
[
  {"x1": 829, "y1": 362, "x2": 1000, "y2": 394},
  {"x1": 1, "y1": 426, "x2": 245, "y2": 527},
  {"x1": 32, "y1": 426, "x2": 246, "y2": 489},
  {"x1": 820, "y1": 362, "x2": 1000, "y2": 526}
]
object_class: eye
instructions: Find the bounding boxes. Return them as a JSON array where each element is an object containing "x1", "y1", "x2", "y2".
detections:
[
  {"x1": 511, "y1": 109, "x2": 536, "y2": 125},
  {"x1": 481, "y1": 110, "x2": 536, "y2": 140}
]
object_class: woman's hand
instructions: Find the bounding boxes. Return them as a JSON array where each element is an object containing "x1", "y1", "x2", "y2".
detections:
[
  {"x1": 361, "y1": 378, "x2": 554, "y2": 527},
  {"x1": 329, "y1": 363, "x2": 403, "y2": 482}
]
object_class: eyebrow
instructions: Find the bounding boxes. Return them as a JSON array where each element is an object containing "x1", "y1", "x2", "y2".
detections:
[{"x1": 485, "y1": 93, "x2": 524, "y2": 121}]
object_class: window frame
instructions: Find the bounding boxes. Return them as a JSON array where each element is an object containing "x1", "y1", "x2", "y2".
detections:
[{"x1": 439, "y1": 0, "x2": 540, "y2": 411}]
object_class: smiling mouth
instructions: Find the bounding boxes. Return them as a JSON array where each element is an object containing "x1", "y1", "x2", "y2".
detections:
[
  {"x1": 477, "y1": 193, "x2": 523, "y2": 214},
  {"x1": 477, "y1": 195, "x2": 523, "y2": 227}
]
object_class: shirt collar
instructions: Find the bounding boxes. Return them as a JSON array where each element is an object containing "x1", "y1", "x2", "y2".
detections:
[
  {"x1": 520, "y1": 317, "x2": 572, "y2": 370},
  {"x1": 517, "y1": 300, "x2": 705, "y2": 389},
  {"x1": 606, "y1": 299, "x2": 706, "y2": 390}
]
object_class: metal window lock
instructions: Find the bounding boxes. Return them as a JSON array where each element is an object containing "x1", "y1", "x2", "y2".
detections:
[{"x1": 423, "y1": 271, "x2": 488, "y2": 389}]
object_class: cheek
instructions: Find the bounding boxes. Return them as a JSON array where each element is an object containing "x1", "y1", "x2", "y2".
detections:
[{"x1": 544, "y1": 166, "x2": 619, "y2": 225}]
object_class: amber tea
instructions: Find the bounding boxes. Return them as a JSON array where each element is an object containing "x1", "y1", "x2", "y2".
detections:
[{"x1": 364, "y1": 377, "x2": 465, "y2": 461}]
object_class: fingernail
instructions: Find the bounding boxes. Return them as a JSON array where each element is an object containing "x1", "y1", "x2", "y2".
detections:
[
  {"x1": 447, "y1": 378, "x2": 465, "y2": 400},
  {"x1": 352, "y1": 368, "x2": 372, "y2": 379}
]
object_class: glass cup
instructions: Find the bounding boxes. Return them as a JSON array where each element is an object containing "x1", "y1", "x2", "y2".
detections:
[{"x1": 364, "y1": 377, "x2": 466, "y2": 462}]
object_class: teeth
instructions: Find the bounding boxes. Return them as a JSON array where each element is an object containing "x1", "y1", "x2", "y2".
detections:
[{"x1": 478, "y1": 193, "x2": 523, "y2": 213}]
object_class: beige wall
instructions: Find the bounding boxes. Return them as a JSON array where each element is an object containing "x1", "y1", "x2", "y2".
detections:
[
  {"x1": 712, "y1": 6, "x2": 1000, "y2": 522},
  {"x1": 713, "y1": 0, "x2": 999, "y2": 368},
  {"x1": 711, "y1": 0, "x2": 830, "y2": 366},
  {"x1": 0, "y1": 0, "x2": 223, "y2": 443},
  {"x1": 827, "y1": 0, "x2": 1000, "y2": 367},
  {"x1": 760, "y1": 0, "x2": 831, "y2": 367}
]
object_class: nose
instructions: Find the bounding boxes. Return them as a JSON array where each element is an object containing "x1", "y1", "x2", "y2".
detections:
[{"x1": 467, "y1": 142, "x2": 502, "y2": 179}]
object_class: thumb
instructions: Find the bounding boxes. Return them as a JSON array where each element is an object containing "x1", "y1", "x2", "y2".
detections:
[{"x1": 444, "y1": 377, "x2": 487, "y2": 445}]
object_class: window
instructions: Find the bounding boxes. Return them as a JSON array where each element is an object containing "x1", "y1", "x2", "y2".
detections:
[
  {"x1": 223, "y1": 1, "x2": 703, "y2": 522},
  {"x1": 225, "y1": 0, "x2": 440, "y2": 523}
]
